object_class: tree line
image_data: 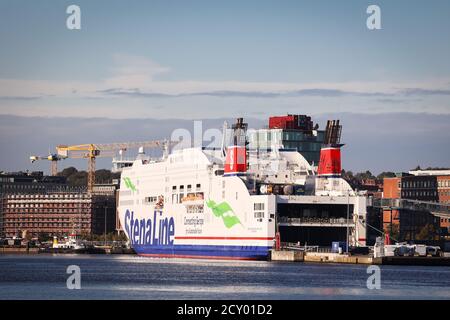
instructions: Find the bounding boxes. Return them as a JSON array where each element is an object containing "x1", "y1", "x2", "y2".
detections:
[{"x1": 57, "y1": 167, "x2": 121, "y2": 187}]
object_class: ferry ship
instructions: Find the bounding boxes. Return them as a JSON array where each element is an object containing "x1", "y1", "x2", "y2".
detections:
[{"x1": 117, "y1": 115, "x2": 368, "y2": 260}]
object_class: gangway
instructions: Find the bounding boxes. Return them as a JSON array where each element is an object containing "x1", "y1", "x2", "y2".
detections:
[{"x1": 370, "y1": 198, "x2": 450, "y2": 219}]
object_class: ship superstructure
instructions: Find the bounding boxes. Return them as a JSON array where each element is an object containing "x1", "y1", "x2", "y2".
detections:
[{"x1": 117, "y1": 115, "x2": 367, "y2": 260}]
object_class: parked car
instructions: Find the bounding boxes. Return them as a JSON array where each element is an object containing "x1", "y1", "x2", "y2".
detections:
[{"x1": 426, "y1": 246, "x2": 441, "y2": 257}]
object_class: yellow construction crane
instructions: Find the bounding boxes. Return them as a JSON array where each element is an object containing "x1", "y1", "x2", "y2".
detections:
[
  {"x1": 55, "y1": 140, "x2": 171, "y2": 193},
  {"x1": 29, "y1": 154, "x2": 63, "y2": 176}
]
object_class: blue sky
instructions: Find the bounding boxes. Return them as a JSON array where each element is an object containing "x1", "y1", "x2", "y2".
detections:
[
  {"x1": 0, "y1": 0, "x2": 449, "y2": 173},
  {"x1": 0, "y1": 0, "x2": 449, "y2": 119}
]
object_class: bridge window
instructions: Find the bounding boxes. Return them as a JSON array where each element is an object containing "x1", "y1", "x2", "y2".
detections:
[
  {"x1": 254, "y1": 212, "x2": 264, "y2": 219},
  {"x1": 144, "y1": 196, "x2": 158, "y2": 204},
  {"x1": 254, "y1": 203, "x2": 265, "y2": 220},
  {"x1": 254, "y1": 203, "x2": 265, "y2": 211}
]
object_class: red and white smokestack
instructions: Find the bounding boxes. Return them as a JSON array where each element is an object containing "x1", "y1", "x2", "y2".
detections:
[
  {"x1": 224, "y1": 145, "x2": 247, "y2": 175},
  {"x1": 317, "y1": 146, "x2": 342, "y2": 177},
  {"x1": 224, "y1": 118, "x2": 248, "y2": 176},
  {"x1": 317, "y1": 120, "x2": 343, "y2": 177}
]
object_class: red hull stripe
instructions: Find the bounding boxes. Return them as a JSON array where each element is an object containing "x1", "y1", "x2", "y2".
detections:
[
  {"x1": 175, "y1": 236, "x2": 274, "y2": 240},
  {"x1": 140, "y1": 253, "x2": 259, "y2": 261}
]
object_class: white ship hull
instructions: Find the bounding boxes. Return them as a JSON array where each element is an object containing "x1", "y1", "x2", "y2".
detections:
[{"x1": 118, "y1": 148, "x2": 276, "y2": 260}]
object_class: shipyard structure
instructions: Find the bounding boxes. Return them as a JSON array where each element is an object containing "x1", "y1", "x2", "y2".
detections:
[{"x1": 117, "y1": 115, "x2": 368, "y2": 259}]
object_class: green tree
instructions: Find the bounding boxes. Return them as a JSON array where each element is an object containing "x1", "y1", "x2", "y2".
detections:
[
  {"x1": 58, "y1": 166, "x2": 78, "y2": 178},
  {"x1": 67, "y1": 171, "x2": 88, "y2": 187},
  {"x1": 416, "y1": 223, "x2": 438, "y2": 241},
  {"x1": 377, "y1": 172, "x2": 396, "y2": 179},
  {"x1": 355, "y1": 170, "x2": 375, "y2": 180},
  {"x1": 57, "y1": 167, "x2": 120, "y2": 187},
  {"x1": 386, "y1": 223, "x2": 400, "y2": 242}
]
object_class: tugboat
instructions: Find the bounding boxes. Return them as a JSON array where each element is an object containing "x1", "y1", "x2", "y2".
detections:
[{"x1": 44, "y1": 234, "x2": 87, "y2": 253}]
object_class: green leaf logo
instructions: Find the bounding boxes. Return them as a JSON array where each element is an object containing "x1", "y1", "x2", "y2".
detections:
[
  {"x1": 123, "y1": 177, "x2": 137, "y2": 192},
  {"x1": 206, "y1": 200, "x2": 242, "y2": 229}
]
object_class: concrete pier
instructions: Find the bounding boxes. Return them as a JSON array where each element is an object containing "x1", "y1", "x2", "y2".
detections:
[
  {"x1": 270, "y1": 249, "x2": 450, "y2": 266},
  {"x1": 304, "y1": 252, "x2": 380, "y2": 265},
  {"x1": 0, "y1": 247, "x2": 39, "y2": 254},
  {"x1": 381, "y1": 256, "x2": 450, "y2": 266},
  {"x1": 270, "y1": 250, "x2": 304, "y2": 262}
]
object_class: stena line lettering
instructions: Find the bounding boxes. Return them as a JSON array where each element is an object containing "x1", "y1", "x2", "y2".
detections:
[{"x1": 124, "y1": 209, "x2": 175, "y2": 246}]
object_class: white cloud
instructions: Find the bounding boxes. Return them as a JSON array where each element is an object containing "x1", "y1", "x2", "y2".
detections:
[
  {"x1": 0, "y1": 54, "x2": 449, "y2": 118},
  {"x1": 104, "y1": 53, "x2": 171, "y2": 88}
]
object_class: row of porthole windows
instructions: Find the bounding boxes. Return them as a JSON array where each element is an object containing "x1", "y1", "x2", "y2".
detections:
[
  {"x1": 171, "y1": 184, "x2": 202, "y2": 204},
  {"x1": 172, "y1": 184, "x2": 201, "y2": 192}
]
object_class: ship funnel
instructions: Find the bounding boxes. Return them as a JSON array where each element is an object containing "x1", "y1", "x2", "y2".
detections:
[
  {"x1": 224, "y1": 118, "x2": 248, "y2": 176},
  {"x1": 317, "y1": 120, "x2": 344, "y2": 177},
  {"x1": 224, "y1": 146, "x2": 247, "y2": 175}
]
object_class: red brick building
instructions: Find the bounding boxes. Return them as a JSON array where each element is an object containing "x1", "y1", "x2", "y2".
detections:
[
  {"x1": 382, "y1": 173, "x2": 450, "y2": 240},
  {"x1": 438, "y1": 176, "x2": 450, "y2": 229},
  {"x1": 382, "y1": 177, "x2": 401, "y2": 234},
  {"x1": 2, "y1": 192, "x2": 92, "y2": 238}
]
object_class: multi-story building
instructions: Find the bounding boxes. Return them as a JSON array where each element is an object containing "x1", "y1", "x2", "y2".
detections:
[
  {"x1": 0, "y1": 172, "x2": 67, "y2": 237},
  {"x1": 0, "y1": 171, "x2": 67, "y2": 194},
  {"x1": 437, "y1": 175, "x2": 450, "y2": 230},
  {"x1": 382, "y1": 171, "x2": 449, "y2": 241},
  {"x1": 401, "y1": 175, "x2": 439, "y2": 202},
  {"x1": 91, "y1": 184, "x2": 118, "y2": 236},
  {"x1": 2, "y1": 191, "x2": 92, "y2": 238},
  {"x1": 0, "y1": 172, "x2": 118, "y2": 239},
  {"x1": 382, "y1": 177, "x2": 401, "y2": 235}
]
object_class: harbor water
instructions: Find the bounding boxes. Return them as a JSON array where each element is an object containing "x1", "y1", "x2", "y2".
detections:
[{"x1": 0, "y1": 254, "x2": 449, "y2": 300}]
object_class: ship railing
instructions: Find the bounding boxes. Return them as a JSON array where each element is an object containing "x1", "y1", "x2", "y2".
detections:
[
  {"x1": 280, "y1": 242, "x2": 328, "y2": 252},
  {"x1": 85, "y1": 240, "x2": 129, "y2": 248},
  {"x1": 278, "y1": 217, "x2": 354, "y2": 226}
]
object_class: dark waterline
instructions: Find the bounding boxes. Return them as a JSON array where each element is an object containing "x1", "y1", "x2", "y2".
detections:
[{"x1": 0, "y1": 254, "x2": 449, "y2": 300}]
